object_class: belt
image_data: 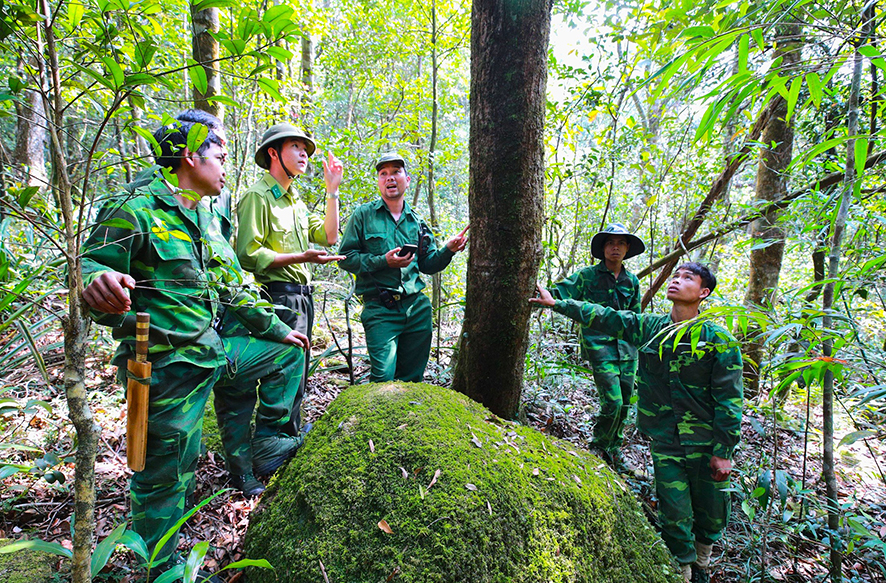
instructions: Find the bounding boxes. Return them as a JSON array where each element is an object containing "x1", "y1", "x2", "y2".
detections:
[
  {"x1": 363, "y1": 292, "x2": 403, "y2": 302},
  {"x1": 264, "y1": 282, "x2": 314, "y2": 294}
]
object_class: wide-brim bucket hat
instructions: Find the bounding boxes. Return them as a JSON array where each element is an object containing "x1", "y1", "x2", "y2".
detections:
[
  {"x1": 591, "y1": 223, "x2": 646, "y2": 260},
  {"x1": 255, "y1": 123, "x2": 316, "y2": 169}
]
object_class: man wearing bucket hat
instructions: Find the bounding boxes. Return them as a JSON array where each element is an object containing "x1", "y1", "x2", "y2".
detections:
[
  {"x1": 233, "y1": 123, "x2": 345, "y2": 466},
  {"x1": 551, "y1": 223, "x2": 644, "y2": 471},
  {"x1": 338, "y1": 152, "x2": 469, "y2": 382}
]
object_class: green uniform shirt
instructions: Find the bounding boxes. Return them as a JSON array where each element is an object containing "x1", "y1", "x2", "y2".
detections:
[
  {"x1": 338, "y1": 199, "x2": 454, "y2": 297},
  {"x1": 552, "y1": 300, "x2": 744, "y2": 459},
  {"x1": 236, "y1": 172, "x2": 330, "y2": 284},
  {"x1": 82, "y1": 175, "x2": 292, "y2": 370},
  {"x1": 552, "y1": 262, "x2": 641, "y2": 363}
]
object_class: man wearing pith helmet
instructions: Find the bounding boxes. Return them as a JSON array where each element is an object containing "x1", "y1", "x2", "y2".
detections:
[
  {"x1": 231, "y1": 123, "x2": 345, "y2": 493},
  {"x1": 338, "y1": 152, "x2": 468, "y2": 382},
  {"x1": 551, "y1": 223, "x2": 644, "y2": 472}
]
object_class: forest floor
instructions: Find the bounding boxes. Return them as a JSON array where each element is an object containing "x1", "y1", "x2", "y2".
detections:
[{"x1": 1, "y1": 314, "x2": 885, "y2": 582}]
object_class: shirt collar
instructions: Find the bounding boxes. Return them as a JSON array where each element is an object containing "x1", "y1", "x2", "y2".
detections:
[{"x1": 261, "y1": 172, "x2": 292, "y2": 201}]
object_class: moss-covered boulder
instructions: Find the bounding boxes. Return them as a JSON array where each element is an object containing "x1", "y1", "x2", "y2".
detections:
[
  {"x1": 245, "y1": 383, "x2": 679, "y2": 583},
  {"x1": 0, "y1": 539, "x2": 57, "y2": 583}
]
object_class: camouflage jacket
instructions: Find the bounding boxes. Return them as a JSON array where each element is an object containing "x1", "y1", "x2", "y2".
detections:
[
  {"x1": 552, "y1": 300, "x2": 744, "y2": 459},
  {"x1": 82, "y1": 176, "x2": 291, "y2": 370},
  {"x1": 338, "y1": 198, "x2": 454, "y2": 297},
  {"x1": 552, "y1": 262, "x2": 641, "y2": 363}
]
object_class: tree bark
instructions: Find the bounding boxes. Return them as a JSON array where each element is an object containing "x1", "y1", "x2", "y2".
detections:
[
  {"x1": 741, "y1": 21, "x2": 802, "y2": 397},
  {"x1": 451, "y1": 0, "x2": 552, "y2": 418},
  {"x1": 190, "y1": 5, "x2": 222, "y2": 118},
  {"x1": 300, "y1": 33, "x2": 314, "y2": 128},
  {"x1": 13, "y1": 57, "x2": 47, "y2": 190}
]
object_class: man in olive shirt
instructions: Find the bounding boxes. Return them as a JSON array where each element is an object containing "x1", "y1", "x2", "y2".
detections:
[
  {"x1": 338, "y1": 152, "x2": 468, "y2": 382},
  {"x1": 236, "y1": 124, "x2": 345, "y2": 433}
]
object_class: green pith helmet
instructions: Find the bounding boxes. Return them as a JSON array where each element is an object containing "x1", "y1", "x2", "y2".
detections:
[
  {"x1": 374, "y1": 152, "x2": 408, "y2": 172},
  {"x1": 591, "y1": 223, "x2": 646, "y2": 260},
  {"x1": 255, "y1": 124, "x2": 316, "y2": 169}
]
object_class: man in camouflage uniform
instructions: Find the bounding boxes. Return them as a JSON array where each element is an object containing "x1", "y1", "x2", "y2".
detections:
[
  {"x1": 532, "y1": 262, "x2": 743, "y2": 583},
  {"x1": 82, "y1": 110, "x2": 309, "y2": 573},
  {"x1": 338, "y1": 152, "x2": 468, "y2": 382},
  {"x1": 236, "y1": 124, "x2": 345, "y2": 437},
  {"x1": 552, "y1": 223, "x2": 643, "y2": 470}
]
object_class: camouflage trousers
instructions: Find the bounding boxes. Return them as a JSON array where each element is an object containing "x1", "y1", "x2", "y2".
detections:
[
  {"x1": 361, "y1": 293, "x2": 432, "y2": 382},
  {"x1": 127, "y1": 335, "x2": 303, "y2": 563},
  {"x1": 651, "y1": 440, "x2": 731, "y2": 565},
  {"x1": 589, "y1": 358, "x2": 637, "y2": 452}
]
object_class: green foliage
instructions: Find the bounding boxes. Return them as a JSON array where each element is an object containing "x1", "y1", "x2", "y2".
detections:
[{"x1": 246, "y1": 382, "x2": 679, "y2": 583}]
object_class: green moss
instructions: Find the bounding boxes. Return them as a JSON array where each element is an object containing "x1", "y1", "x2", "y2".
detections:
[
  {"x1": 201, "y1": 398, "x2": 223, "y2": 456},
  {"x1": 245, "y1": 383, "x2": 680, "y2": 583},
  {"x1": 0, "y1": 539, "x2": 57, "y2": 583}
]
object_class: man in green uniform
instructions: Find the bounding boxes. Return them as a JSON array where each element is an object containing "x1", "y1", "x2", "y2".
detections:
[
  {"x1": 531, "y1": 262, "x2": 743, "y2": 583},
  {"x1": 236, "y1": 123, "x2": 345, "y2": 436},
  {"x1": 82, "y1": 111, "x2": 309, "y2": 575},
  {"x1": 552, "y1": 223, "x2": 643, "y2": 471},
  {"x1": 338, "y1": 152, "x2": 468, "y2": 382}
]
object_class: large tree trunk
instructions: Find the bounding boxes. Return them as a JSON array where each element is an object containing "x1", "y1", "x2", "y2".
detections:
[
  {"x1": 300, "y1": 33, "x2": 314, "y2": 128},
  {"x1": 741, "y1": 22, "x2": 801, "y2": 397},
  {"x1": 13, "y1": 58, "x2": 47, "y2": 190},
  {"x1": 451, "y1": 0, "x2": 552, "y2": 418},
  {"x1": 190, "y1": 5, "x2": 222, "y2": 118}
]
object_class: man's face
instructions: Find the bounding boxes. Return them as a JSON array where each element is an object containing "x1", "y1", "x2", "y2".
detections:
[
  {"x1": 604, "y1": 235, "x2": 629, "y2": 264},
  {"x1": 666, "y1": 268, "x2": 710, "y2": 303},
  {"x1": 377, "y1": 162, "x2": 410, "y2": 201},
  {"x1": 191, "y1": 141, "x2": 227, "y2": 197},
  {"x1": 272, "y1": 138, "x2": 310, "y2": 176}
]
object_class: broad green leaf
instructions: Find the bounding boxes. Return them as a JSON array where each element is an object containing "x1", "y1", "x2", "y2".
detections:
[
  {"x1": 16, "y1": 185, "x2": 38, "y2": 208},
  {"x1": 785, "y1": 77, "x2": 801, "y2": 123},
  {"x1": 219, "y1": 38, "x2": 247, "y2": 55},
  {"x1": 193, "y1": 0, "x2": 238, "y2": 10},
  {"x1": 839, "y1": 429, "x2": 876, "y2": 448},
  {"x1": 169, "y1": 230, "x2": 192, "y2": 242},
  {"x1": 806, "y1": 72, "x2": 822, "y2": 108},
  {"x1": 184, "y1": 541, "x2": 209, "y2": 583},
  {"x1": 188, "y1": 59, "x2": 208, "y2": 96},
  {"x1": 101, "y1": 56, "x2": 125, "y2": 90},
  {"x1": 0, "y1": 465, "x2": 23, "y2": 479},
  {"x1": 135, "y1": 41, "x2": 157, "y2": 69},
  {"x1": 262, "y1": 4, "x2": 293, "y2": 24},
  {"x1": 854, "y1": 138, "x2": 868, "y2": 177},
  {"x1": 0, "y1": 539, "x2": 73, "y2": 559},
  {"x1": 148, "y1": 489, "x2": 226, "y2": 565},
  {"x1": 124, "y1": 73, "x2": 159, "y2": 88},
  {"x1": 216, "y1": 558, "x2": 275, "y2": 572},
  {"x1": 858, "y1": 45, "x2": 881, "y2": 58},
  {"x1": 207, "y1": 95, "x2": 239, "y2": 107},
  {"x1": 91, "y1": 523, "x2": 128, "y2": 575},
  {"x1": 153, "y1": 563, "x2": 185, "y2": 583},
  {"x1": 257, "y1": 77, "x2": 285, "y2": 101},
  {"x1": 0, "y1": 442, "x2": 42, "y2": 452},
  {"x1": 119, "y1": 530, "x2": 149, "y2": 561},
  {"x1": 68, "y1": 2, "x2": 85, "y2": 28},
  {"x1": 73, "y1": 64, "x2": 114, "y2": 90},
  {"x1": 186, "y1": 123, "x2": 209, "y2": 154},
  {"x1": 266, "y1": 45, "x2": 293, "y2": 62},
  {"x1": 680, "y1": 26, "x2": 715, "y2": 39},
  {"x1": 872, "y1": 58, "x2": 886, "y2": 72},
  {"x1": 0, "y1": 277, "x2": 30, "y2": 313},
  {"x1": 738, "y1": 34, "x2": 749, "y2": 72},
  {"x1": 100, "y1": 218, "x2": 135, "y2": 230},
  {"x1": 751, "y1": 27, "x2": 764, "y2": 50}
]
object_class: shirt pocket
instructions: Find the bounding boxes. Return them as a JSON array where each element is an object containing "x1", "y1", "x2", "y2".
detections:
[
  {"x1": 365, "y1": 230, "x2": 389, "y2": 255},
  {"x1": 152, "y1": 236, "x2": 200, "y2": 287}
]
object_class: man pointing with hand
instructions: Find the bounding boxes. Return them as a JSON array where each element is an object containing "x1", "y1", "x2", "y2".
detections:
[
  {"x1": 339, "y1": 152, "x2": 468, "y2": 382},
  {"x1": 236, "y1": 124, "x2": 345, "y2": 435}
]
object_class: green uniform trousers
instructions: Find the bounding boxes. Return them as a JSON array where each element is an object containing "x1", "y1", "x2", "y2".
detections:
[
  {"x1": 263, "y1": 288, "x2": 314, "y2": 434},
  {"x1": 129, "y1": 335, "x2": 303, "y2": 562},
  {"x1": 360, "y1": 293, "x2": 432, "y2": 382},
  {"x1": 590, "y1": 358, "x2": 637, "y2": 452},
  {"x1": 651, "y1": 440, "x2": 731, "y2": 565}
]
